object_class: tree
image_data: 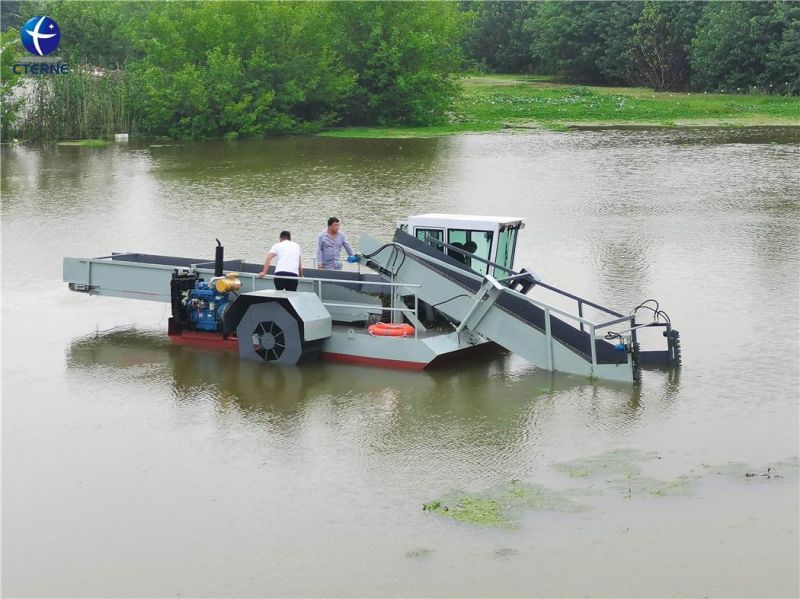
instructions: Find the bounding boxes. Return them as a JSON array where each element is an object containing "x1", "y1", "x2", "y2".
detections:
[
  {"x1": 0, "y1": 28, "x2": 24, "y2": 140},
  {"x1": 460, "y1": 1, "x2": 538, "y2": 73},
  {"x1": 330, "y1": 2, "x2": 466, "y2": 126},
  {"x1": 526, "y1": 2, "x2": 641, "y2": 84},
  {"x1": 762, "y1": 2, "x2": 800, "y2": 95},
  {"x1": 629, "y1": 1, "x2": 701, "y2": 91},
  {"x1": 690, "y1": 1, "x2": 780, "y2": 92},
  {"x1": 127, "y1": 2, "x2": 358, "y2": 137}
]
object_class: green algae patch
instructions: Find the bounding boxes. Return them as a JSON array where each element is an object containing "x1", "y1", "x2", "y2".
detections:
[
  {"x1": 769, "y1": 457, "x2": 800, "y2": 473},
  {"x1": 56, "y1": 139, "x2": 110, "y2": 147},
  {"x1": 424, "y1": 496, "x2": 509, "y2": 528},
  {"x1": 317, "y1": 122, "x2": 500, "y2": 138},
  {"x1": 504, "y1": 480, "x2": 587, "y2": 512},
  {"x1": 697, "y1": 462, "x2": 752, "y2": 477},
  {"x1": 553, "y1": 449, "x2": 660, "y2": 479},
  {"x1": 699, "y1": 457, "x2": 799, "y2": 480},
  {"x1": 423, "y1": 480, "x2": 589, "y2": 528},
  {"x1": 405, "y1": 547, "x2": 434, "y2": 559},
  {"x1": 608, "y1": 475, "x2": 696, "y2": 498}
]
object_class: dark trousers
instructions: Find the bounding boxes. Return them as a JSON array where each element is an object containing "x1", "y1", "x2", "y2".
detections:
[{"x1": 274, "y1": 271, "x2": 299, "y2": 291}]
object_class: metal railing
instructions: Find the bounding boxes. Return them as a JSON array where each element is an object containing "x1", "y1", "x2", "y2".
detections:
[
  {"x1": 246, "y1": 272, "x2": 422, "y2": 338},
  {"x1": 413, "y1": 236, "x2": 633, "y2": 369},
  {"x1": 422, "y1": 234, "x2": 623, "y2": 330}
]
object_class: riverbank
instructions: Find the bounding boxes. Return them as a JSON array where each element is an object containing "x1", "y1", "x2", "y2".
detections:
[{"x1": 318, "y1": 75, "x2": 800, "y2": 138}]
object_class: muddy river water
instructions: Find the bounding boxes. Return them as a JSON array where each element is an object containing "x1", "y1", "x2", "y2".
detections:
[{"x1": 2, "y1": 127, "x2": 799, "y2": 597}]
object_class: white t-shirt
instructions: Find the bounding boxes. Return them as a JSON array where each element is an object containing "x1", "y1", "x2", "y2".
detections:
[{"x1": 269, "y1": 240, "x2": 301, "y2": 274}]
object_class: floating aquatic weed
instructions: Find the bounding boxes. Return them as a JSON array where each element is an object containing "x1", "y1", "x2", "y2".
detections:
[
  {"x1": 553, "y1": 449, "x2": 660, "y2": 479},
  {"x1": 422, "y1": 480, "x2": 590, "y2": 528},
  {"x1": 607, "y1": 475, "x2": 696, "y2": 498},
  {"x1": 699, "y1": 458, "x2": 799, "y2": 480},
  {"x1": 697, "y1": 462, "x2": 751, "y2": 477},
  {"x1": 445, "y1": 497, "x2": 509, "y2": 527},
  {"x1": 405, "y1": 547, "x2": 434, "y2": 559},
  {"x1": 424, "y1": 495, "x2": 510, "y2": 527},
  {"x1": 494, "y1": 548, "x2": 518, "y2": 558},
  {"x1": 503, "y1": 480, "x2": 587, "y2": 513},
  {"x1": 768, "y1": 457, "x2": 800, "y2": 475},
  {"x1": 743, "y1": 468, "x2": 782, "y2": 479}
]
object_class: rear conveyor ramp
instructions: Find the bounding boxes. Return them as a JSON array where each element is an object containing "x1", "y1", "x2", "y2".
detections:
[
  {"x1": 360, "y1": 230, "x2": 640, "y2": 383},
  {"x1": 62, "y1": 252, "x2": 384, "y2": 324}
]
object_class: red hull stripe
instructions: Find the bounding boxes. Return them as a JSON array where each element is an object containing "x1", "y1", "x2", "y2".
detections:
[
  {"x1": 169, "y1": 332, "x2": 428, "y2": 370},
  {"x1": 320, "y1": 352, "x2": 427, "y2": 370},
  {"x1": 169, "y1": 332, "x2": 238, "y2": 352}
]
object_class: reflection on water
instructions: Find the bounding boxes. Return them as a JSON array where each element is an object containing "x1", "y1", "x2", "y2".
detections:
[
  {"x1": 67, "y1": 327, "x2": 655, "y2": 451},
  {"x1": 3, "y1": 127, "x2": 798, "y2": 597}
]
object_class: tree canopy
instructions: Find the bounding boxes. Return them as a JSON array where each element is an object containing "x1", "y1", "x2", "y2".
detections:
[
  {"x1": 2, "y1": 1, "x2": 797, "y2": 142},
  {"x1": 465, "y1": 0, "x2": 799, "y2": 94}
]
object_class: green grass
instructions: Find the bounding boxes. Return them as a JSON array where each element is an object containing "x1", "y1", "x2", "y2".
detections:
[
  {"x1": 56, "y1": 138, "x2": 111, "y2": 147},
  {"x1": 319, "y1": 75, "x2": 800, "y2": 138},
  {"x1": 317, "y1": 121, "x2": 500, "y2": 138}
]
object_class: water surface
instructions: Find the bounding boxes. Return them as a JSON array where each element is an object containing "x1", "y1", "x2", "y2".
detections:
[{"x1": 2, "y1": 127, "x2": 799, "y2": 597}]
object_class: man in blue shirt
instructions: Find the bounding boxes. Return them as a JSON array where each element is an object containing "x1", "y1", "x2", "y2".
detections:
[{"x1": 316, "y1": 217, "x2": 354, "y2": 270}]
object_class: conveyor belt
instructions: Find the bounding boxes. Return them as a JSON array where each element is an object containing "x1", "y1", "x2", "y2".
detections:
[{"x1": 391, "y1": 230, "x2": 625, "y2": 366}]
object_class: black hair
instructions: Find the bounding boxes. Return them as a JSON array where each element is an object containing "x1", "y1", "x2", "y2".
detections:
[
  {"x1": 280, "y1": 230, "x2": 291, "y2": 240},
  {"x1": 327, "y1": 217, "x2": 339, "y2": 227}
]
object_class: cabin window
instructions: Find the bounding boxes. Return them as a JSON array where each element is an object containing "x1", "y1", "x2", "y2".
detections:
[
  {"x1": 415, "y1": 228, "x2": 443, "y2": 246},
  {"x1": 494, "y1": 225, "x2": 518, "y2": 277},
  {"x1": 447, "y1": 229, "x2": 493, "y2": 274}
]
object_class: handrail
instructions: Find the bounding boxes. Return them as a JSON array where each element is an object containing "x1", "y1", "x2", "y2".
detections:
[
  {"x1": 535, "y1": 281, "x2": 624, "y2": 318},
  {"x1": 520, "y1": 293, "x2": 599, "y2": 328},
  {"x1": 252, "y1": 273, "x2": 420, "y2": 288},
  {"x1": 593, "y1": 320, "x2": 667, "y2": 339},
  {"x1": 420, "y1": 235, "x2": 623, "y2": 318},
  {"x1": 258, "y1": 274, "x2": 421, "y2": 338},
  {"x1": 593, "y1": 315, "x2": 633, "y2": 330},
  {"x1": 394, "y1": 238, "x2": 601, "y2": 328},
  {"x1": 321, "y1": 302, "x2": 413, "y2": 313}
]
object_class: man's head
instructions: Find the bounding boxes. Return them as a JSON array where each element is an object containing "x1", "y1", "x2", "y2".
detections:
[
  {"x1": 327, "y1": 217, "x2": 340, "y2": 234},
  {"x1": 279, "y1": 230, "x2": 291, "y2": 241}
]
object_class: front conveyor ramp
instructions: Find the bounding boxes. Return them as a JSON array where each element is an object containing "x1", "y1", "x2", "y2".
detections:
[{"x1": 360, "y1": 230, "x2": 635, "y2": 383}]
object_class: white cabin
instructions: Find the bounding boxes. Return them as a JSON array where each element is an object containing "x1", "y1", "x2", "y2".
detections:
[{"x1": 398, "y1": 213, "x2": 525, "y2": 276}]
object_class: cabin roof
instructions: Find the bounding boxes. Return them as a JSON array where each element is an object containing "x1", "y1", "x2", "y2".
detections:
[{"x1": 407, "y1": 213, "x2": 525, "y2": 226}]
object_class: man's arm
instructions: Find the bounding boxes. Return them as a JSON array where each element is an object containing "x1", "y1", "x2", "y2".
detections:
[
  {"x1": 316, "y1": 234, "x2": 324, "y2": 269},
  {"x1": 342, "y1": 233, "x2": 354, "y2": 257},
  {"x1": 257, "y1": 252, "x2": 276, "y2": 277}
]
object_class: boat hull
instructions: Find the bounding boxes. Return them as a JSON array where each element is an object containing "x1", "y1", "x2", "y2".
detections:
[{"x1": 168, "y1": 326, "x2": 491, "y2": 371}]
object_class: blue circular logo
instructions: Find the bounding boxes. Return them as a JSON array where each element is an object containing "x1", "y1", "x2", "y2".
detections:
[{"x1": 20, "y1": 16, "x2": 61, "y2": 56}]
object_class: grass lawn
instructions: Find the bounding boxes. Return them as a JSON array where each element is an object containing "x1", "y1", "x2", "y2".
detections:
[{"x1": 318, "y1": 74, "x2": 800, "y2": 138}]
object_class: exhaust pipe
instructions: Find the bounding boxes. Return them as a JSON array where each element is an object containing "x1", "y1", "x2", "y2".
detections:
[{"x1": 214, "y1": 239, "x2": 224, "y2": 277}]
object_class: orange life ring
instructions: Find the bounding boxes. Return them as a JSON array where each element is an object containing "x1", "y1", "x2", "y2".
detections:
[{"x1": 368, "y1": 322, "x2": 415, "y2": 337}]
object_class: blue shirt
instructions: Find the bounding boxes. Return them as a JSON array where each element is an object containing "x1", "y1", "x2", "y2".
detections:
[{"x1": 316, "y1": 230, "x2": 353, "y2": 269}]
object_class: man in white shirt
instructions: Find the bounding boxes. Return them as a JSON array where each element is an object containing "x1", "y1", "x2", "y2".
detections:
[{"x1": 257, "y1": 230, "x2": 303, "y2": 291}]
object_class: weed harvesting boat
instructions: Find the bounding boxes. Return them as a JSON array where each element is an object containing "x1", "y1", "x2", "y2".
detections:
[{"x1": 63, "y1": 214, "x2": 680, "y2": 383}]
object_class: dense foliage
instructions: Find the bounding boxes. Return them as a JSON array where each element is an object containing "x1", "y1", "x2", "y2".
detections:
[
  {"x1": 1, "y1": 0, "x2": 797, "y2": 141},
  {"x1": 0, "y1": 28, "x2": 24, "y2": 140},
  {"x1": 463, "y1": 0, "x2": 799, "y2": 94},
  {"x1": 3, "y1": 1, "x2": 465, "y2": 140}
]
